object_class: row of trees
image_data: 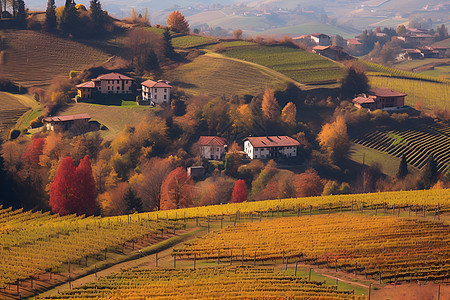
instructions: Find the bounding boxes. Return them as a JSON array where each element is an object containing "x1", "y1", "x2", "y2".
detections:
[{"x1": 0, "y1": 0, "x2": 26, "y2": 26}]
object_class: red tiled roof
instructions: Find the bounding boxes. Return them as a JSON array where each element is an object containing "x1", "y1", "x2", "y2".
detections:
[
  {"x1": 246, "y1": 136, "x2": 300, "y2": 148},
  {"x1": 44, "y1": 113, "x2": 91, "y2": 122},
  {"x1": 432, "y1": 45, "x2": 448, "y2": 50},
  {"x1": 311, "y1": 33, "x2": 329, "y2": 38},
  {"x1": 76, "y1": 81, "x2": 96, "y2": 88},
  {"x1": 353, "y1": 96, "x2": 375, "y2": 104},
  {"x1": 95, "y1": 73, "x2": 134, "y2": 81},
  {"x1": 369, "y1": 88, "x2": 406, "y2": 97},
  {"x1": 347, "y1": 39, "x2": 362, "y2": 45},
  {"x1": 141, "y1": 80, "x2": 172, "y2": 88},
  {"x1": 198, "y1": 136, "x2": 227, "y2": 146},
  {"x1": 313, "y1": 45, "x2": 329, "y2": 51},
  {"x1": 293, "y1": 34, "x2": 310, "y2": 40}
]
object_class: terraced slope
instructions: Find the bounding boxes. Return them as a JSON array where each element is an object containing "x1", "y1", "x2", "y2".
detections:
[
  {"x1": 353, "y1": 123, "x2": 450, "y2": 172},
  {"x1": 0, "y1": 30, "x2": 110, "y2": 88},
  {"x1": 0, "y1": 92, "x2": 29, "y2": 138}
]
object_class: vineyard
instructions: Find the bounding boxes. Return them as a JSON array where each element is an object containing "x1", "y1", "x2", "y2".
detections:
[
  {"x1": 38, "y1": 267, "x2": 366, "y2": 299},
  {"x1": 0, "y1": 207, "x2": 181, "y2": 289},
  {"x1": 145, "y1": 189, "x2": 450, "y2": 221},
  {"x1": 174, "y1": 214, "x2": 450, "y2": 283},
  {"x1": 222, "y1": 45, "x2": 345, "y2": 87},
  {"x1": 165, "y1": 52, "x2": 286, "y2": 97},
  {"x1": 0, "y1": 30, "x2": 109, "y2": 88},
  {"x1": 171, "y1": 35, "x2": 216, "y2": 49},
  {"x1": 0, "y1": 92, "x2": 29, "y2": 138},
  {"x1": 353, "y1": 122, "x2": 450, "y2": 172}
]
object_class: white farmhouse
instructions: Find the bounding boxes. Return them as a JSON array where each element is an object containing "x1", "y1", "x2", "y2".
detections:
[
  {"x1": 197, "y1": 136, "x2": 228, "y2": 160},
  {"x1": 244, "y1": 136, "x2": 300, "y2": 159},
  {"x1": 141, "y1": 80, "x2": 172, "y2": 105},
  {"x1": 311, "y1": 33, "x2": 331, "y2": 46}
]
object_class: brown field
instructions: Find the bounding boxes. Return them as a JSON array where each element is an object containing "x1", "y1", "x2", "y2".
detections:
[
  {"x1": 0, "y1": 30, "x2": 110, "y2": 88},
  {"x1": 0, "y1": 92, "x2": 32, "y2": 139}
]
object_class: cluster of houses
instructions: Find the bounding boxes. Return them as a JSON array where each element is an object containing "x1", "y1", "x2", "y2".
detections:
[
  {"x1": 352, "y1": 87, "x2": 407, "y2": 111},
  {"x1": 75, "y1": 72, "x2": 172, "y2": 106}
]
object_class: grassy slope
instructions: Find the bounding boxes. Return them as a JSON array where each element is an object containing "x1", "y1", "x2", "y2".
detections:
[
  {"x1": 171, "y1": 35, "x2": 217, "y2": 49},
  {"x1": 165, "y1": 52, "x2": 287, "y2": 98},
  {"x1": 222, "y1": 45, "x2": 345, "y2": 87},
  {"x1": 0, "y1": 30, "x2": 110, "y2": 88},
  {"x1": 60, "y1": 103, "x2": 157, "y2": 140},
  {"x1": 253, "y1": 23, "x2": 357, "y2": 39},
  {"x1": 0, "y1": 92, "x2": 34, "y2": 138}
]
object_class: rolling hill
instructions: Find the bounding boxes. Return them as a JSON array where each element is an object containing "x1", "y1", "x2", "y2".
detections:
[{"x1": 0, "y1": 30, "x2": 110, "y2": 88}]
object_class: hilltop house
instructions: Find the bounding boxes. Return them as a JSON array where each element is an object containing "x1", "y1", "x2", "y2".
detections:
[
  {"x1": 311, "y1": 33, "x2": 331, "y2": 46},
  {"x1": 197, "y1": 136, "x2": 228, "y2": 160},
  {"x1": 352, "y1": 88, "x2": 406, "y2": 111},
  {"x1": 140, "y1": 80, "x2": 172, "y2": 106},
  {"x1": 312, "y1": 45, "x2": 352, "y2": 61},
  {"x1": 44, "y1": 113, "x2": 90, "y2": 133},
  {"x1": 399, "y1": 46, "x2": 448, "y2": 60},
  {"x1": 244, "y1": 136, "x2": 300, "y2": 159},
  {"x1": 76, "y1": 73, "x2": 135, "y2": 99}
]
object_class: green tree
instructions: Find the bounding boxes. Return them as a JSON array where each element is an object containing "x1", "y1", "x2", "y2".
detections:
[
  {"x1": 61, "y1": 0, "x2": 79, "y2": 35},
  {"x1": 340, "y1": 67, "x2": 369, "y2": 100},
  {"x1": 435, "y1": 24, "x2": 448, "y2": 41},
  {"x1": 163, "y1": 28, "x2": 176, "y2": 58},
  {"x1": 396, "y1": 154, "x2": 408, "y2": 179},
  {"x1": 418, "y1": 155, "x2": 439, "y2": 189},
  {"x1": 89, "y1": 0, "x2": 106, "y2": 34},
  {"x1": 123, "y1": 187, "x2": 142, "y2": 213},
  {"x1": 396, "y1": 25, "x2": 407, "y2": 36},
  {"x1": 14, "y1": 0, "x2": 26, "y2": 27},
  {"x1": 45, "y1": 0, "x2": 57, "y2": 31}
]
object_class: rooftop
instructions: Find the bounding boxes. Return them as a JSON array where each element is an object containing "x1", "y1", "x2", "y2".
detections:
[
  {"x1": 246, "y1": 136, "x2": 300, "y2": 148},
  {"x1": 353, "y1": 96, "x2": 375, "y2": 104},
  {"x1": 44, "y1": 113, "x2": 91, "y2": 122},
  {"x1": 94, "y1": 72, "x2": 134, "y2": 81},
  {"x1": 76, "y1": 81, "x2": 96, "y2": 88},
  {"x1": 198, "y1": 136, "x2": 227, "y2": 146},
  {"x1": 142, "y1": 80, "x2": 172, "y2": 88},
  {"x1": 369, "y1": 88, "x2": 407, "y2": 98}
]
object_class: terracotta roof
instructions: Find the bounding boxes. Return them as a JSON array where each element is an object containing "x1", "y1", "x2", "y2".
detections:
[
  {"x1": 141, "y1": 80, "x2": 172, "y2": 88},
  {"x1": 347, "y1": 39, "x2": 362, "y2": 45},
  {"x1": 246, "y1": 136, "x2": 300, "y2": 148},
  {"x1": 353, "y1": 96, "x2": 375, "y2": 104},
  {"x1": 311, "y1": 33, "x2": 329, "y2": 38},
  {"x1": 408, "y1": 34, "x2": 434, "y2": 38},
  {"x1": 94, "y1": 72, "x2": 134, "y2": 81},
  {"x1": 432, "y1": 45, "x2": 448, "y2": 50},
  {"x1": 76, "y1": 81, "x2": 96, "y2": 88},
  {"x1": 293, "y1": 34, "x2": 310, "y2": 40},
  {"x1": 313, "y1": 45, "x2": 330, "y2": 51},
  {"x1": 369, "y1": 88, "x2": 406, "y2": 97},
  {"x1": 44, "y1": 113, "x2": 91, "y2": 122},
  {"x1": 198, "y1": 136, "x2": 227, "y2": 146}
]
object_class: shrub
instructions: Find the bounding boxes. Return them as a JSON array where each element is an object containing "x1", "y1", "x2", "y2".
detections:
[
  {"x1": 9, "y1": 129, "x2": 21, "y2": 140},
  {"x1": 30, "y1": 116, "x2": 44, "y2": 128},
  {"x1": 69, "y1": 70, "x2": 80, "y2": 79},
  {"x1": 213, "y1": 43, "x2": 226, "y2": 53}
]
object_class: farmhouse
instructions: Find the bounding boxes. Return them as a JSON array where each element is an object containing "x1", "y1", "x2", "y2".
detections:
[
  {"x1": 312, "y1": 45, "x2": 352, "y2": 61},
  {"x1": 76, "y1": 73, "x2": 135, "y2": 99},
  {"x1": 244, "y1": 136, "x2": 300, "y2": 160},
  {"x1": 311, "y1": 33, "x2": 331, "y2": 46},
  {"x1": 352, "y1": 88, "x2": 406, "y2": 111},
  {"x1": 44, "y1": 113, "x2": 90, "y2": 133},
  {"x1": 141, "y1": 80, "x2": 172, "y2": 106},
  {"x1": 197, "y1": 136, "x2": 228, "y2": 160}
]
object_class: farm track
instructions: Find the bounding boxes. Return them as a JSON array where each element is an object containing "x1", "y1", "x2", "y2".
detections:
[{"x1": 0, "y1": 30, "x2": 110, "y2": 88}]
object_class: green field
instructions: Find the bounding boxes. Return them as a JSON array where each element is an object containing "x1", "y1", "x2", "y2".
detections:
[
  {"x1": 0, "y1": 92, "x2": 35, "y2": 138},
  {"x1": 165, "y1": 52, "x2": 287, "y2": 98},
  {"x1": 59, "y1": 102, "x2": 158, "y2": 139},
  {"x1": 171, "y1": 35, "x2": 216, "y2": 48},
  {"x1": 254, "y1": 23, "x2": 357, "y2": 39},
  {"x1": 223, "y1": 45, "x2": 345, "y2": 86}
]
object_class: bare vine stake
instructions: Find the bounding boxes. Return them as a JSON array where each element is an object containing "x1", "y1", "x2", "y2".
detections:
[
  {"x1": 335, "y1": 259, "x2": 337, "y2": 272},
  {"x1": 282, "y1": 249, "x2": 285, "y2": 264},
  {"x1": 207, "y1": 216, "x2": 210, "y2": 233},
  {"x1": 194, "y1": 253, "x2": 196, "y2": 270},
  {"x1": 308, "y1": 268, "x2": 311, "y2": 281},
  {"x1": 368, "y1": 284, "x2": 372, "y2": 300},
  {"x1": 260, "y1": 212, "x2": 262, "y2": 222},
  {"x1": 230, "y1": 250, "x2": 233, "y2": 265},
  {"x1": 285, "y1": 258, "x2": 288, "y2": 270},
  {"x1": 295, "y1": 261, "x2": 299, "y2": 276},
  {"x1": 173, "y1": 255, "x2": 176, "y2": 269},
  {"x1": 221, "y1": 216, "x2": 223, "y2": 229}
]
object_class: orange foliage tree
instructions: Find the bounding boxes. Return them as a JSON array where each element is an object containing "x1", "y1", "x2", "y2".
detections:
[
  {"x1": 293, "y1": 169, "x2": 324, "y2": 197},
  {"x1": 317, "y1": 115, "x2": 350, "y2": 163},
  {"x1": 230, "y1": 179, "x2": 247, "y2": 203},
  {"x1": 22, "y1": 137, "x2": 45, "y2": 166},
  {"x1": 261, "y1": 87, "x2": 280, "y2": 122},
  {"x1": 160, "y1": 167, "x2": 194, "y2": 210},
  {"x1": 167, "y1": 10, "x2": 190, "y2": 33}
]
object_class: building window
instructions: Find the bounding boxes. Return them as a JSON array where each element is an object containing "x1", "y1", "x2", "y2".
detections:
[
  {"x1": 155, "y1": 95, "x2": 157, "y2": 100},
  {"x1": 255, "y1": 155, "x2": 257, "y2": 158},
  {"x1": 108, "y1": 86, "x2": 110, "y2": 90},
  {"x1": 164, "y1": 95, "x2": 167, "y2": 99},
  {"x1": 117, "y1": 80, "x2": 119, "y2": 84},
  {"x1": 164, "y1": 88, "x2": 167, "y2": 92}
]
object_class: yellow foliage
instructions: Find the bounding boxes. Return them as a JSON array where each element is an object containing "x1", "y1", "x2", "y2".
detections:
[
  {"x1": 75, "y1": 4, "x2": 87, "y2": 11},
  {"x1": 110, "y1": 134, "x2": 131, "y2": 155},
  {"x1": 129, "y1": 172, "x2": 144, "y2": 187}
]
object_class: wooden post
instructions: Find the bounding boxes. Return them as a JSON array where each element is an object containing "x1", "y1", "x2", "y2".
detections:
[
  {"x1": 409, "y1": 206, "x2": 411, "y2": 217},
  {"x1": 300, "y1": 205, "x2": 302, "y2": 216},
  {"x1": 437, "y1": 284, "x2": 440, "y2": 300},
  {"x1": 207, "y1": 216, "x2": 210, "y2": 233},
  {"x1": 308, "y1": 268, "x2": 311, "y2": 281},
  {"x1": 282, "y1": 249, "x2": 285, "y2": 264},
  {"x1": 379, "y1": 272, "x2": 381, "y2": 284},
  {"x1": 194, "y1": 253, "x2": 196, "y2": 270},
  {"x1": 260, "y1": 211, "x2": 262, "y2": 222},
  {"x1": 173, "y1": 255, "x2": 176, "y2": 269},
  {"x1": 68, "y1": 260, "x2": 70, "y2": 273},
  {"x1": 104, "y1": 248, "x2": 107, "y2": 260},
  {"x1": 336, "y1": 278, "x2": 338, "y2": 286},
  {"x1": 340, "y1": 201, "x2": 342, "y2": 212},
  {"x1": 361, "y1": 201, "x2": 364, "y2": 213},
  {"x1": 375, "y1": 205, "x2": 377, "y2": 216},
  {"x1": 355, "y1": 262, "x2": 357, "y2": 276},
  {"x1": 368, "y1": 283, "x2": 371, "y2": 300},
  {"x1": 86, "y1": 255, "x2": 88, "y2": 266},
  {"x1": 335, "y1": 259, "x2": 337, "y2": 272},
  {"x1": 230, "y1": 250, "x2": 233, "y2": 265},
  {"x1": 221, "y1": 216, "x2": 223, "y2": 229},
  {"x1": 285, "y1": 257, "x2": 288, "y2": 270},
  {"x1": 295, "y1": 261, "x2": 298, "y2": 276},
  {"x1": 297, "y1": 205, "x2": 300, "y2": 217}
]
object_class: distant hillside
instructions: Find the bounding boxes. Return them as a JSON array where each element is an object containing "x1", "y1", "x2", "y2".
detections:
[{"x1": 0, "y1": 30, "x2": 110, "y2": 88}]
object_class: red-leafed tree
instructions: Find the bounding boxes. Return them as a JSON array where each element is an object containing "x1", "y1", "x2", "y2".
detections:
[
  {"x1": 74, "y1": 155, "x2": 97, "y2": 215},
  {"x1": 22, "y1": 137, "x2": 45, "y2": 166},
  {"x1": 160, "y1": 167, "x2": 193, "y2": 210},
  {"x1": 49, "y1": 155, "x2": 97, "y2": 215},
  {"x1": 49, "y1": 157, "x2": 77, "y2": 215},
  {"x1": 293, "y1": 169, "x2": 324, "y2": 197},
  {"x1": 230, "y1": 179, "x2": 247, "y2": 203}
]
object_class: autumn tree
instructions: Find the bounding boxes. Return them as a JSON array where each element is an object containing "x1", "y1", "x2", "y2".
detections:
[
  {"x1": 75, "y1": 155, "x2": 97, "y2": 215},
  {"x1": 167, "y1": 10, "x2": 190, "y2": 33},
  {"x1": 261, "y1": 87, "x2": 280, "y2": 122},
  {"x1": 230, "y1": 179, "x2": 247, "y2": 203},
  {"x1": 340, "y1": 67, "x2": 369, "y2": 100},
  {"x1": 293, "y1": 169, "x2": 324, "y2": 197},
  {"x1": 160, "y1": 167, "x2": 194, "y2": 210},
  {"x1": 45, "y1": 0, "x2": 57, "y2": 31},
  {"x1": 396, "y1": 25, "x2": 407, "y2": 36},
  {"x1": 22, "y1": 137, "x2": 45, "y2": 166},
  {"x1": 281, "y1": 102, "x2": 296, "y2": 128},
  {"x1": 224, "y1": 141, "x2": 242, "y2": 177},
  {"x1": 317, "y1": 115, "x2": 350, "y2": 164},
  {"x1": 233, "y1": 29, "x2": 243, "y2": 39},
  {"x1": 60, "y1": 0, "x2": 79, "y2": 35}
]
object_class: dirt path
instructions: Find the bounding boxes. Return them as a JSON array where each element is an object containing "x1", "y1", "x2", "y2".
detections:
[{"x1": 37, "y1": 227, "x2": 205, "y2": 298}]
